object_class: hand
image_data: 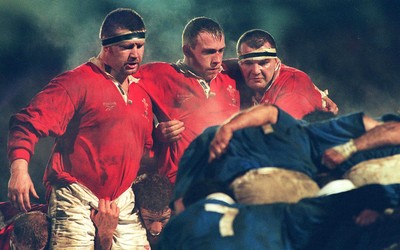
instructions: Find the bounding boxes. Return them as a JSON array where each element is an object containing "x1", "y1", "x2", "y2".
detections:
[
  {"x1": 354, "y1": 209, "x2": 381, "y2": 226},
  {"x1": 91, "y1": 199, "x2": 120, "y2": 237},
  {"x1": 321, "y1": 148, "x2": 346, "y2": 169},
  {"x1": 208, "y1": 125, "x2": 233, "y2": 163},
  {"x1": 155, "y1": 120, "x2": 185, "y2": 143},
  {"x1": 323, "y1": 96, "x2": 339, "y2": 115},
  {"x1": 8, "y1": 159, "x2": 39, "y2": 212},
  {"x1": 322, "y1": 140, "x2": 357, "y2": 169},
  {"x1": 91, "y1": 199, "x2": 120, "y2": 250}
]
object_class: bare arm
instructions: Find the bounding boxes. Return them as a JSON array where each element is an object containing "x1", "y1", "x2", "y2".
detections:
[
  {"x1": 322, "y1": 115, "x2": 400, "y2": 168},
  {"x1": 323, "y1": 95, "x2": 339, "y2": 115},
  {"x1": 8, "y1": 159, "x2": 39, "y2": 212},
  {"x1": 314, "y1": 84, "x2": 339, "y2": 115},
  {"x1": 91, "y1": 199, "x2": 120, "y2": 250},
  {"x1": 354, "y1": 121, "x2": 400, "y2": 150},
  {"x1": 208, "y1": 104, "x2": 279, "y2": 162}
]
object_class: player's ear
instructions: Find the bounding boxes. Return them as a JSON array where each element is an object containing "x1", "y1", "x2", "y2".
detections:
[
  {"x1": 183, "y1": 45, "x2": 193, "y2": 58},
  {"x1": 274, "y1": 58, "x2": 281, "y2": 71},
  {"x1": 173, "y1": 198, "x2": 185, "y2": 215}
]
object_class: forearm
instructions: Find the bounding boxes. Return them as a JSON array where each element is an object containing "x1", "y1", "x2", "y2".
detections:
[
  {"x1": 208, "y1": 104, "x2": 279, "y2": 163},
  {"x1": 10, "y1": 159, "x2": 29, "y2": 173},
  {"x1": 322, "y1": 121, "x2": 400, "y2": 169},
  {"x1": 354, "y1": 121, "x2": 400, "y2": 151},
  {"x1": 8, "y1": 159, "x2": 38, "y2": 211},
  {"x1": 94, "y1": 233, "x2": 113, "y2": 250},
  {"x1": 8, "y1": 123, "x2": 38, "y2": 163},
  {"x1": 222, "y1": 103, "x2": 278, "y2": 133},
  {"x1": 91, "y1": 199, "x2": 119, "y2": 250}
]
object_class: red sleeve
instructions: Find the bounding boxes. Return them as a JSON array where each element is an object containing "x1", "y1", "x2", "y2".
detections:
[
  {"x1": 7, "y1": 81, "x2": 76, "y2": 163},
  {"x1": 0, "y1": 224, "x2": 13, "y2": 250},
  {"x1": 0, "y1": 202, "x2": 47, "y2": 222},
  {"x1": 137, "y1": 63, "x2": 173, "y2": 122},
  {"x1": 0, "y1": 202, "x2": 19, "y2": 222},
  {"x1": 144, "y1": 93, "x2": 154, "y2": 151}
]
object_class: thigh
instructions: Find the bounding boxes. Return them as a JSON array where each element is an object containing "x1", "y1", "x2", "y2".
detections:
[
  {"x1": 112, "y1": 188, "x2": 149, "y2": 250},
  {"x1": 48, "y1": 184, "x2": 96, "y2": 250}
]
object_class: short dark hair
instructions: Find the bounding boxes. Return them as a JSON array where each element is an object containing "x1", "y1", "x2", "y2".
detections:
[
  {"x1": 236, "y1": 29, "x2": 277, "y2": 54},
  {"x1": 99, "y1": 8, "x2": 146, "y2": 39},
  {"x1": 182, "y1": 180, "x2": 235, "y2": 208},
  {"x1": 133, "y1": 174, "x2": 173, "y2": 212},
  {"x1": 302, "y1": 110, "x2": 337, "y2": 123},
  {"x1": 12, "y1": 211, "x2": 51, "y2": 250},
  {"x1": 182, "y1": 17, "x2": 224, "y2": 48}
]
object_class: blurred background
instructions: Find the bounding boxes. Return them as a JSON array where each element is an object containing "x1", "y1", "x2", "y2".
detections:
[{"x1": 1, "y1": 0, "x2": 399, "y2": 202}]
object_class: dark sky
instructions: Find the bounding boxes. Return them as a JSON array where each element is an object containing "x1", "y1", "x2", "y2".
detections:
[{"x1": 1, "y1": 0, "x2": 399, "y2": 202}]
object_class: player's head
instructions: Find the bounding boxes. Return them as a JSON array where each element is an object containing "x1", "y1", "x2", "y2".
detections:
[
  {"x1": 302, "y1": 110, "x2": 337, "y2": 123},
  {"x1": 99, "y1": 8, "x2": 146, "y2": 78},
  {"x1": 11, "y1": 211, "x2": 51, "y2": 250},
  {"x1": 100, "y1": 8, "x2": 146, "y2": 44},
  {"x1": 182, "y1": 17, "x2": 225, "y2": 81},
  {"x1": 236, "y1": 29, "x2": 280, "y2": 93},
  {"x1": 236, "y1": 29, "x2": 277, "y2": 54},
  {"x1": 134, "y1": 174, "x2": 173, "y2": 244}
]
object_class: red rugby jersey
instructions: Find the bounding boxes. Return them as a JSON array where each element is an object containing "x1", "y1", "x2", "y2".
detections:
[
  {"x1": 8, "y1": 61, "x2": 153, "y2": 200},
  {"x1": 258, "y1": 64, "x2": 325, "y2": 119},
  {"x1": 136, "y1": 62, "x2": 240, "y2": 182}
]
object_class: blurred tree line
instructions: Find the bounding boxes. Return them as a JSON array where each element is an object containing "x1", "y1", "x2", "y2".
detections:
[{"x1": 1, "y1": 0, "x2": 399, "y2": 202}]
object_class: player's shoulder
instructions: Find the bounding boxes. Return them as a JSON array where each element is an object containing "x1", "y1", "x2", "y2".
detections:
[
  {"x1": 279, "y1": 64, "x2": 313, "y2": 85},
  {"x1": 280, "y1": 64, "x2": 308, "y2": 76},
  {"x1": 141, "y1": 61, "x2": 174, "y2": 71}
]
